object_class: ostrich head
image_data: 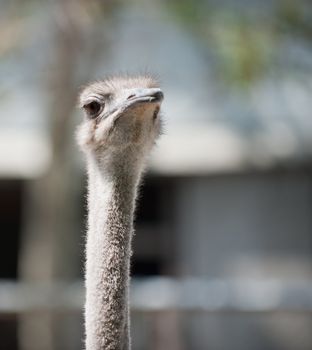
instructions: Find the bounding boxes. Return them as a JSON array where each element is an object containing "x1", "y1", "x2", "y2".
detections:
[{"x1": 77, "y1": 75, "x2": 163, "y2": 172}]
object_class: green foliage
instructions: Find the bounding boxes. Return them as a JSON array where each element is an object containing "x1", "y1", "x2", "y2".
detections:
[
  {"x1": 167, "y1": 0, "x2": 311, "y2": 88},
  {"x1": 168, "y1": 0, "x2": 208, "y2": 25},
  {"x1": 209, "y1": 12, "x2": 276, "y2": 87}
]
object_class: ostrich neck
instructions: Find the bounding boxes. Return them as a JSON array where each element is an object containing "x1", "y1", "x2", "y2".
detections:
[{"x1": 85, "y1": 156, "x2": 140, "y2": 350}]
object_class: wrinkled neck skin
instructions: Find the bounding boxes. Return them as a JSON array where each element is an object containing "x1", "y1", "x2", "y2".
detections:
[{"x1": 85, "y1": 148, "x2": 145, "y2": 350}]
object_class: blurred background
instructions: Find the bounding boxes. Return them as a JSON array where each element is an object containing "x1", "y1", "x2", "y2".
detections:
[{"x1": 1, "y1": 0, "x2": 312, "y2": 349}]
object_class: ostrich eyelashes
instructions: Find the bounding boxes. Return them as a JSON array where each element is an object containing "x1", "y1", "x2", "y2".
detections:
[{"x1": 83, "y1": 100, "x2": 103, "y2": 118}]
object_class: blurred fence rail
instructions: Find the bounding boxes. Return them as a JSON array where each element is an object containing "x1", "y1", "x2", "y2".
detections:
[{"x1": 0, "y1": 278, "x2": 311, "y2": 314}]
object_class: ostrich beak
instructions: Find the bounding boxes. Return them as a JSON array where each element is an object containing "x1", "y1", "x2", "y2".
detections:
[
  {"x1": 105, "y1": 88, "x2": 164, "y2": 121},
  {"x1": 125, "y1": 88, "x2": 164, "y2": 105}
]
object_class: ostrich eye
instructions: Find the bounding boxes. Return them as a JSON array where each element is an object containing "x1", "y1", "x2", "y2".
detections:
[{"x1": 83, "y1": 101, "x2": 102, "y2": 118}]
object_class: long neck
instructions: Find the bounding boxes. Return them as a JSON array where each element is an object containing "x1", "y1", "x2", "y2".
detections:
[{"x1": 85, "y1": 156, "x2": 140, "y2": 350}]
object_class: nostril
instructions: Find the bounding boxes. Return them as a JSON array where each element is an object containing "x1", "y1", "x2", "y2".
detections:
[
  {"x1": 153, "y1": 106, "x2": 160, "y2": 121},
  {"x1": 127, "y1": 94, "x2": 136, "y2": 100}
]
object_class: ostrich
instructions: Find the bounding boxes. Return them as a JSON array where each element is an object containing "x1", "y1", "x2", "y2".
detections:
[{"x1": 76, "y1": 75, "x2": 164, "y2": 350}]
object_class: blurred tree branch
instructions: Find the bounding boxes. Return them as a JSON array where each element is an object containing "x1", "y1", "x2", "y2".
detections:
[{"x1": 18, "y1": 1, "x2": 122, "y2": 349}]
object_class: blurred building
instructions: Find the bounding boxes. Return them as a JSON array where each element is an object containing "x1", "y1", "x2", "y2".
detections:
[{"x1": 1, "y1": 1, "x2": 312, "y2": 349}]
